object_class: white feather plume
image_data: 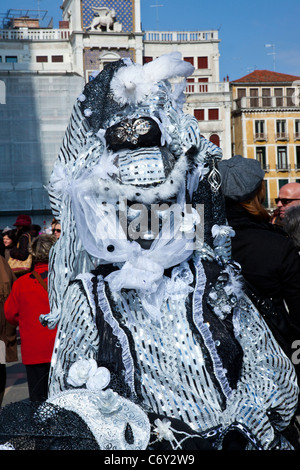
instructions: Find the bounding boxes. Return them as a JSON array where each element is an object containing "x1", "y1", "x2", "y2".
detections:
[
  {"x1": 110, "y1": 63, "x2": 157, "y2": 106},
  {"x1": 171, "y1": 79, "x2": 188, "y2": 111},
  {"x1": 110, "y1": 52, "x2": 194, "y2": 106},
  {"x1": 144, "y1": 52, "x2": 194, "y2": 82}
]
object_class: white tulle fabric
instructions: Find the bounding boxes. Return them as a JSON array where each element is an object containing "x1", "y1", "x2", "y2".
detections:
[{"x1": 69, "y1": 177, "x2": 195, "y2": 322}]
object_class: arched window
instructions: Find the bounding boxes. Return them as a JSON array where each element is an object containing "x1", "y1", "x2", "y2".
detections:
[
  {"x1": 99, "y1": 52, "x2": 121, "y2": 71},
  {"x1": 210, "y1": 134, "x2": 220, "y2": 147},
  {"x1": 86, "y1": 51, "x2": 121, "y2": 82}
]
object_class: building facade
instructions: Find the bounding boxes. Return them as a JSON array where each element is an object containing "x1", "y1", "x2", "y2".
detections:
[
  {"x1": 0, "y1": 0, "x2": 230, "y2": 228},
  {"x1": 143, "y1": 30, "x2": 231, "y2": 157},
  {"x1": 231, "y1": 70, "x2": 300, "y2": 208},
  {"x1": 0, "y1": 8, "x2": 84, "y2": 229}
]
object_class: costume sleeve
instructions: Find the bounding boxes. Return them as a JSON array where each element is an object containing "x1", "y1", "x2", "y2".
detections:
[
  {"x1": 4, "y1": 283, "x2": 20, "y2": 327},
  {"x1": 227, "y1": 296, "x2": 299, "y2": 449}
]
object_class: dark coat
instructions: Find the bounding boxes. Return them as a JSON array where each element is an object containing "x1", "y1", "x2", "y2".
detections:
[
  {"x1": 226, "y1": 204, "x2": 300, "y2": 328},
  {"x1": 9, "y1": 229, "x2": 31, "y2": 261},
  {"x1": 0, "y1": 256, "x2": 17, "y2": 363}
]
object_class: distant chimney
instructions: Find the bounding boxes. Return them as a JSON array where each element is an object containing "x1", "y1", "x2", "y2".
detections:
[{"x1": 59, "y1": 20, "x2": 69, "y2": 29}]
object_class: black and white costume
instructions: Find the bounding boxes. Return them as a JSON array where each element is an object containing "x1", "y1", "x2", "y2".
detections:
[{"x1": 0, "y1": 54, "x2": 297, "y2": 451}]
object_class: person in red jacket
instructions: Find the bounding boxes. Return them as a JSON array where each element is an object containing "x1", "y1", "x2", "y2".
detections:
[{"x1": 4, "y1": 234, "x2": 57, "y2": 402}]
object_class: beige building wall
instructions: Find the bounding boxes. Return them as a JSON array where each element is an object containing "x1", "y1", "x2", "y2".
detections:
[
  {"x1": 143, "y1": 30, "x2": 232, "y2": 158},
  {"x1": 231, "y1": 72, "x2": 300, "y2": 209}
]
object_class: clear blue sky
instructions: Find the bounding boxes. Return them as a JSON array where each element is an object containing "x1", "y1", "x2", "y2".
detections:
[{"x1": 1, "y1": 0, "x2": 300, "y2": 81}]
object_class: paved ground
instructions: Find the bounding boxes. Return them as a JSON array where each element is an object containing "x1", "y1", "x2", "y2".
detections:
[{"x1": 2, "y1": 344, "x2": 29, "y2": 406}]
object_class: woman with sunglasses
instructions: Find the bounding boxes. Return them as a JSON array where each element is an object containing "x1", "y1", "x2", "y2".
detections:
[
  {"x1": 219, "y1": 155, "x2": 300, "y2": 334},
  {"x1": 52, "y1": 223, "x2": 61, "y2": 240}
]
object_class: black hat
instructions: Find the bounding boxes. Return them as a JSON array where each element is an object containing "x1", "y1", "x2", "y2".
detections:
[{"x1": 218, "y1": 155, "x2": 265, "y2": 202}]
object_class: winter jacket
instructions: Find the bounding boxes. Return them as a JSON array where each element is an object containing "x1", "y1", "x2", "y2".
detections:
[
  {"x1": 10, "y1": 229, "x2": 31, "y2": 261},
  {"x1": 225, "y1": 204, "x2": 300, "y2": 328},
  {"x1": 0, "y1": 256, "x2": 17, "y2": 363},
  {"x1": 4, "y1": 262, "x2": 57, "y2": 364}
]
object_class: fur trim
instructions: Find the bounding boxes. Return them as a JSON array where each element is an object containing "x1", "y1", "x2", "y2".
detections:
[
  {"x1": 83, "y1": 154, "x2": 188, "y2": 205},
  {"x1": 223, "y1": 264, "x2": 244, "y2": 300}
]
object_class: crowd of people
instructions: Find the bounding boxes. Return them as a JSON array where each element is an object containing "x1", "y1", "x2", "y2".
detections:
[
  {"x1": 0, "y1": 216, "x2": 60, "y2": 404},
  {"x1": 219, "y1": 158, "x2": 300, "y2": 380}
]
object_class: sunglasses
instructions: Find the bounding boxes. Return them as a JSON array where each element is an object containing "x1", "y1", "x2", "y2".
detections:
[
  {"x1": 53, "y1": 229, "x2": 61, "y2": 233},
  {"x1": 275, "y1": 198, "x2": 300, "y2": 206}
]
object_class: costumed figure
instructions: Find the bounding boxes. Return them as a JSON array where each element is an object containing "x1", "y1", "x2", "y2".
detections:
[{"x1": 0, "y1": 53, "x2": 298, "y2": 450}]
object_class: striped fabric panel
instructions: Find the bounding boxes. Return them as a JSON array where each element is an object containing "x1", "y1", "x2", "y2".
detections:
[{"x1": 48, "y1": 276, "x2": 99, "y2": 397}]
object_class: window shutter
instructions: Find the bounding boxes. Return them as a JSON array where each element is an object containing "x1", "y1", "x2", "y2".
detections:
[
  {"x1": 197, "y1": 56, "x2": 208, "y2": 69},
  {"x1": 208, "y1": 109, "x2": 219, "y2": 120},
  {"x1": 194, "y1": 109, "x2": 204, "y2": 120}
]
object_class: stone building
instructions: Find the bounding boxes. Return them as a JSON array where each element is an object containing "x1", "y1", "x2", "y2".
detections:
[
  {"x1": 231, "y1": 70, "x2": 300, "y2": 208},
  {"x1": 0, "y1": 0, "x2": 231, "y2": 227}
]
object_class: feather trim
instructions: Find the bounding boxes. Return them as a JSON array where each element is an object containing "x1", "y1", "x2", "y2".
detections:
[
  {"x1": 110, "y1": 64, "x2": 156, "y2": 106},
  {"x1": 110, "y1": 52, "x2": 194, "y2": 106},
  {"x1": 144, "y1": 52, "x2": 194, "y2": 82}
]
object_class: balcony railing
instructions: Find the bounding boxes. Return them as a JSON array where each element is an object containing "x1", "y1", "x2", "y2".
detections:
[
  {"x1": 276, "y1": 163, "x2": 291, "y2": 172},
  {"x1": 275, "y1": 132, "x2": 289, "y2": 141},
  {"x1": 262, "y1": 163, "x2": 270, "y2": 172},
  {"x1": 144, "y1": 30, "x2": 219, "y2": 42},
  {"x1": 257, "y1": 161, "x2": 270, "y2": 171},
  {"x1": 254, "y1": 132, "x2": 268, "y2": 142},
  {"x1": 233, "y1": 96, "x2": 299, "y2": 110},
  {"x1": 294, "y1": 132, "x2": 300, "y2": 141},
  {"x1": 184, "y1": 81, "x2": 229, "y2": 94},
  {"x1": 0, "y1": 28, "x2": 70, "y2": 41}
]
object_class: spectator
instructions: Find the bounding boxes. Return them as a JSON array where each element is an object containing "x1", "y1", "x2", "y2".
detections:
[
  {"x1": 273, "y1": 182, "x2": 300, "y2": 226},
  {"x1": 8, "y1": 215, "x2": 33, "y2": 277},
  {"x1": 219, "y1": 155, "x2": 300, "y2": 330},
  {"x1": 283, "y1": 205, "x2": 300, "y2": 253},
  {"x1": 4, "y1": 234, "x2": 57, "y2": 402},
  {"x1": 53, "y1": 222, "x2": 61, "y2": 240},
  {"x1": 2, "y1": 229, "x2": 17, "y2": 262},
  {"x1": 51, "y1": 218, "x2": 58, "y2": 234},
  {"x1": 0, "y1": 227, "x2": 12, "y2": 258},
  {"x1": 0, "y1": 255, "x2": 17, "y2": 406},
  {"x1": 29, "y1": 224, "x2": 41, "y2": 239}
]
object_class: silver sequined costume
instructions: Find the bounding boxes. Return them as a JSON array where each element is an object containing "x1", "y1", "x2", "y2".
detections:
[{"x1": 40, "y1": 55, "x2": 298, "y2": 450}]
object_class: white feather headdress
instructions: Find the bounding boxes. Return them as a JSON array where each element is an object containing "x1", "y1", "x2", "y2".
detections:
[{"x1": 110, "y1": 52, "x2": 194, "y2": 106}]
